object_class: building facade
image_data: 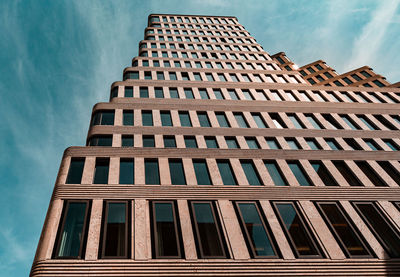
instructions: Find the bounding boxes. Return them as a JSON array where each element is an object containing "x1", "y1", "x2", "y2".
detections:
[{"x1": 31, "y1": 14, "x2": 400, "y2": 276}]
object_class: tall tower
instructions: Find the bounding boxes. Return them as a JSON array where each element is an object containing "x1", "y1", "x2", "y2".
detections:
[{"x1": 31, "y1": 14, "x2": 400, "y2": 276}]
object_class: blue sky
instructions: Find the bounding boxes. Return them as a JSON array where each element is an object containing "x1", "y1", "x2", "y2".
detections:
[{"x1": 0, "y1": 0, "x2": 399, "y2": 275}]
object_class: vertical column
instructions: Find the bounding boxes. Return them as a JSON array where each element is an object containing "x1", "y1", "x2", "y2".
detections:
[
  {"x1": 177, "y1": 200, "x2": 197, "y2": 260},
  {"x1": 85, "y1": 199, "x2": 103, "y2": 260}
]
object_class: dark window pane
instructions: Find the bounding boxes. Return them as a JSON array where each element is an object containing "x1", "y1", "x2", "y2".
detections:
[
  {"x1": 155, "y1": 87, "x2": 164, "y2": 98},
  {"x1": 143, "y1": 135, "x2": 155, "y2": 147},
  {"x1": 193, "y1": 160, "x2": 212, "y2": 185},
  {"x1": 119, "y1": 159, "x2": 134, "y2": 184},
  {"x1": 264, "y1": 161, "x2": 288, "y2": 186},
  {"x1": 199, "y1": 89, "x2": 209, "y2": 99},
  {"x1": 266, "y1": 138, "x2": 280, "y2": 149},
  {"x1": 326, "y1": 138, "x2": 342, "y2": 150},
  {"x1": 169, "y1": 160, "x2": 186, "y2": 185},
  {"x1": 252, "y1": 113, "x2": 267, "y2": 128},
  {"x1": 214, "y1": 89, "x2": 224, "y2": 99},
  {"x1": 88, "y1": 136, "x2": 112, "y2": 146},
  {"x1": 241, "y1": 160, "x2": 262, "y2": 186},
  {"x1": 333, "y1": 161, "x2": 363, "y2": 186},
  {"x1": 287, "y1": 161, "x2": 313, "y2": 186},
  {"x1": 140, "y1": 87, "x2": 149, "y2": 98},
  {"x1": 246, "y1": 137, "x2": 259, "y2": 149},
  {"x1": 198, "y1": 112, "x2": 211, "y2": 127},
  {"x1": 216, "y1": 113, "x2": 230, "y2": 127},
  {"x1": 123, "y1": 111, "x2": 134, "y2": 126},
  {"x1": 234, "y1": 113, "x2": 249, "y2": 128},
  {"x1": 340, "y1": 115, "x2": 360, "y2": 130},
  {"x1": 317, "y1": 203, "x2": 371, "y2": 257},
  {"x1": 160, "y1": 111, "x2": 172, "y2": 126},
  {"x1": 310, "y1": 161, "x2": 338, "y2": 186},
  {"x1": 121, "y1": 136, "x2": 134, "y2": 147},
  {"x1": 236, "y1": 202, "x2": 277, "y2": 257},
  {"x1": 93, "y1": 159, "x2": 109, "y2": 184},
  {"x1": 152, "y1": 202, "x2": 182, "y2": 258},
  {"x1": 288, "y1": 114, "x2": 304, "y2": 129},
  {"x1": 205, "y1": 137, "x2": 218, "y2": 148},
  {"x1": 287, "y1": 138, "x2": 300, "y2": 150},
  {"x1": 275, "y1": 202, "x2": 321, "y2": 257},
  {"x1": 226, "y1": 137, "x2": 238, "y2": 148},
  {"x1": 355, "y1": 161, "x2": 387, "y2": 187},
  {"x1": 124, "y1": 87, "x2": 133, "y2": 97},
  {"x1": 145, "y1": 159, "x2": 160, "y2": 185},
  {"x1": 184, "y1": 136, "x2": 197, "y2": 148},
  {"x1": 377, "y1": 161, "x2": 400, "y2": 186},
  {"x1": 305, "y1": 138, "x2": 320, "y2": 150},
  {"x1": 66, "y1": 158, "x2": 85, "y2": 184},
  {"x1": 169, "y1": 87, "x2": 179, "y2": 98},
  {"x1": 55, "y1": 201, "x2": 88, "y2": 258},
  {"x1": 191, "y1": 202, "x2": 226, "y2": 258},
  {"x1": 142, "y1": 111, "x2": 153, "y2": 126},
  {"x1": 163, "y1": 136, "x2": 176, "y2": 148},
  {"x1": 184, "y1": 88, "x2": 194, "y2": 99},
  {"x1": 217, "y1": 160, "x2": 237, "y2": 185},
  {"x1": 102, "y1": 202, "x2": 127, "y2": 258},
  {"x1": 354, "y1": 202, "x2": 400, "y2": 258},
  {"x1": 179, "y1": 112, "x2": 192, "y2": 127},
  {"x1": 92, "y1": 111, "x2": 114, "y2": 126}
]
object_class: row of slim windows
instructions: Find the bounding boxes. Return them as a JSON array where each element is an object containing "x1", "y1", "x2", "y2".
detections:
[
  {"x1": 131, "y1": 58, "x2": 277, "y2": 70},
  {"x1": 146, "y1": 25, "x2": 249, "y2": 37},
  {"x1": 112, "y1": 84, "x2": 399, "y2": 105},
  {"x1": 150, "y1": 15, "x2": 238, "y2": 25},
  {"x1": 145, "y1": 34, "x2": 255, "y2": 45},
  {"x1": 67, "y1": 157, "x2": 400, "y2": 188},
  {"x1": 92, "y1": 109, "x2": 400, "y2": 132},
  {"x1": 54, "y1": 199, "x2": 400, "y2": 259},
  {"x1": 139, "y1": 41, "x2": 262, "y2": 53},
  {"x1": 123, "y1": 69, "x2": 298, "y2": 84},
  {"x1": 88, "y1": 133, "x2": 400, "y2": 152},
  {"x1": 150, "y1": 22, "x2": 242, "y2": 31}
]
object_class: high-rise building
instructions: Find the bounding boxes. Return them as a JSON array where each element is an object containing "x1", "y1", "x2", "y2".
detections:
[{"x1": 31, "y1": 14, "x2": 400, "y2": 276}]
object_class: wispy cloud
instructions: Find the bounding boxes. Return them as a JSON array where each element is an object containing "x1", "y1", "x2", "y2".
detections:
[{"x1": 345, "y1": 0, "x2": 400, "y2": 71}]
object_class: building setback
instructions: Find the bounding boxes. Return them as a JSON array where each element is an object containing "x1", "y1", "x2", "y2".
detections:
[{"x1": 31, "y1": 14, "x2": 400, "y2": 276}]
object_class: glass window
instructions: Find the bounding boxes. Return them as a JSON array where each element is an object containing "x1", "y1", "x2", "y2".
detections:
[
  {"x1": 241, "y1": 160, "x2": 262, "y2": 186},
  {"x1": 246, "y1": 137, "x2": 259, "y2": 149},
  {"x1": 184, "y1": 136, "x2": 197, "y2": 148},
  {"x1": 92, "y1": 111, "x2": 115, "y2": 126},
  {"x1": 199, "y1": 89, "x2": 209, "y2": 99},
  {"x1": 142, "y1": 111, "x2": 153, "y2": 126},
  {"x1": 145, "y1": 159, "x2": 160, "y2": 185},
  {"x1": 235, "y1": 202, "x2": 278, "y2": 257},
  {"x1": 305, "y1": 138, "x2": 321, "y2": 150},
  {"x1": 101, "y1": 201, "x2": 128, "y2": 258},
  {"x1": 228, "y1": 89, "x2": 238, "y2": 100},
  {"x1": 377, "y1": 161, "x2": 400, "y2": 186},
  {"x1": 332, "y1": 161, "x2": 363, "y2": 186},
  {"x1": 205, "y1": 136, "x2": 218, "y2": 148},
  {"x1": 217, "y1": 160, "x2": 237, "y2": 185},
  {"x1": 310, "y1": 161, "x2": 338, "y2": 186},
  {"x1": 287, "y1": 161, "x2": 313, "y2": 186},
  {"x1": 340, "y1": 115, "x2": 360, "y2": 130},
  {"x1": 234, "y1": 113, "x2": 249, "y2": 128},
  {"x1": 322, "y1": 114, "x2": 343, "y2": 129},
  {"x1": 270, "y1": 113, "x2": 286, "y2": 128},
  {"x1": 354, "y1": 202, "x2": 400, "y2": 258},
  {"x1": 364, "y1": 139, "x2": 382, "y2": 150},
  {"x1": 121, "y1": 135, "x2": 133, "y2": 147},
  {"x1": 198, "y1": 112, "x2": 211, "y2": 127},
  {"x1": 326, "y1": 138, "x2": 342, "y2": 150},
  {"x1": 316, "y1": 202, "x2": 371, "y2": 257},
  {"x1": 355, "y1": 161, "x2": 387, "y2": 187},
  {"x1": 184, "y1": 88, "x2": 194, "y2": 99},
  {"x1": 214, "y1": 89, "x2": 224, "y2": 100},
  {"x1": 169, "y1": 88, "x2": 179, "y2": 98},
  {"x1": 93, "y1": 158, "x2": 109, "y2": 184},
  {"x1": 140, "y1": 87, "x2": 149, "y2": 98},
  {"x1": 119, "y1": 159, "x2": 134, "y2": 184},
  {"x1": 266, "y1": 138, "x2": 281, "y2": 149},
  {"x1": 151, "y1": 201, "x2": 182, "y2": 258},
  {"x1": 286, "y1": 138, "x2": 301, "y2": 150},
  {"x1": 358, "y1": 115, "x2": 377, "y2": 130},
  {"x1": 54, "y1": 201, "x2": 89, "y2": 258},
  {"x1": 274, "y1": 202, "x2": 322, "y2": 257},
  {"x1": 66, "y1": 158, "x2": 85, "y2": 184},
  {"x1": 160, "y1": 111, "x2": 172, "y2": 126},
  {"x1": 155, "y1": 87, "x2": 164, "y2": 98},
  {"x1": 306, "y1": 114, "x2": 323, "y2": 129},
  {"x1": 252, "y1": 113, "x2": 267, "y2": 128},
  {"x1": 193, "y1": 159, "x2": 212, "y2": 185},
  {"x1": 216, "y1": 112, "x2": 230, "y2": 127},
  {"x1": 124, "y1": 87, "x2": 133, "y2": 97},
  {"x1": 264, "y1": 161, "x2": 288, "y2": 186},
  {"x1": 225, "y1": 137, "x2": 238, "y2": 148},
  {"x1": 163, "y1": 135, "x2": 176, "y2": 148},
  {"x1": 143, "y1": 135, "x2": 155, "y2": 147},
  {"x1": 179, "y1": 111, "x2": 192, "y2": 127},
  {"x1": 123, "y1": 111, "x2": 134, "y2": 126},
  {"x1": 344, "y1": 138, "x2": 362, "y2": 150},
  {"x1": 190, "y1": 201, "x2": 227, "y2": 258},
  {"x1": 288, "y1": 114, "x2": 304, "y2": 129},
  {"x1": 169, "y1": 159, "x2": 186, "y2": 185},
  {"x1": 88, "y1": 136, "x2": 113, "y2": 147}
]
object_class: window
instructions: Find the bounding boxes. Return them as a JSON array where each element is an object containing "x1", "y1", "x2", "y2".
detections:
[
  {"x1": 123, "y1": 111, "x2": 134, "y2": 126},
  {"x1": 266, "y1": 138, "x2": 281, "y2": 149},
  {"x1": 143, "y1": 135, "x2": 155, "y2": 147},
  {"x1": 184, "y1": 136, "x2": 197, "y2": 148},
  {"x1": 332, "y1": 161, "x2": 363, "y2": 186},
  {"x1": 358, "y1": 115, "x2": 378, "y2": 130},
  {"x1": 217, "y1": 160, "x2": 237, "y2": 185},
  {"x1": 169, "y1": 88, "x2": 179, "y2": 98},
  {"x1": 197, "y1": 112, "x2": 211, "y2": 127},
  {"x1": 88, "y1": 135, "x2": 112, "y2": 146},
  {"x1": 310, "y1": 161, "x2": 338, "y2": 186},
  {"x1": 246, "y1": 137, "x2": 259, "y2": 149},
  {"x1": 288, "y1": 114, "x2": 304, "y2": 129},
  {"x1": 214, "y1": 89, "x2": 224, "y2": 100},
  {"x1": 144, "y1": 72, "x2": 152, "y2": 80},
  {"x1": 242, "y1": 90, "x2": 253, "y2": 100},
  {"x1": 273, "y1": 202, "x2": 322, "y2": 257},
  {"x1": 140, "y1": 87, "x2": 149, "y2": 98},
  {"x1": 199, "y1": 89, "x2": 209, "y2": 99},
  {"x1": 160, "y1": 111, "x2": 172, "y2": 126},
  {"x1": 305, "y1": 138, "x2": 321, "y2": 150},
  {"x1": 325, "y1": 138, "x2": 342, "y2": 150},
  {"x1": 179, "y1": 111, "x2": 192, "y2": 127},
  {"x1": 234, "y1": 112, "x2": 249, "y2": 128},
  {"x1": 101, "y1": 201, "x2": 129, "y2": 258},
  {"x1": 316, "y1": 202, "x2": 372, "y2": 257},
  {"x1": 66, "y1": 158, "x2": 85, "y2": 184},
  {"x1": 124, "y1": 71, "x2": 139, "y2": 80},
  {"x1": 190, "y1": 201, "x2": 227, "y2": 258},
  {"x1": 119, "y1": 159, "x2": 134, "y2": 184},
  {"x1": 205, "y1": 136, "x2": 218, "y2": 148},
  {"x1": 270, "y1": 113, "x2": 286, "y2": 128},
  {"x1": 92, "y1": 111, "x2": 114, "y2": 126},
  {"x1": 354, "y1": 202, "x2": 400, "y2": 257},
  {"x1": 384, "y1": 139, "x2": 400, "y2": 151},
  {"x1": 141, "y1": 110, "x2": 153, "y2": 126},
  {"x1": 340, "y1": 115, "x2": 360, "y2": 130},
  {"x1": 163, "y1": 135, "x2": 176, "y2": 148},
  {"x1": 377, "y1": 161, "x2": 400, "y2": 186},
  {"x1": 225, "y1": 137, "x2": 238, "y2": 148},
  {"x1": 169, "y1": 72, "x2": 177, "y2": 80},
  {"x1": 264, "y1": 161, "x2": 288, "y2": 186},
  {"x1": 306, "y1": 114, "x2": 323, "y2": 129},
  {"x1": 364, "y1": 139, "x2": 382, "y2": 150},
  {"x1": 286, "y1": 138, "x2": 301, "y2": 150},
  {"x1": 228, "y1": 89, "x2": 238, "y2": 100},
  {"x1": 270, "y1": 90, "x2": 283, "y2": 101},
  {"x1": 53, "y1": 200, "x2": 89, "y2": 259},
  {"x1": 184, "y1": 88, "x2": 194, "y2": 99},
  {"x1": 252, "y1": 113, "x2": 267, "y2": 128},
  {"x1": 155, "y1": 87, "x2": 164, "y2": 98},
  {"x1": 355, "y1": 161, "x2": 387, "y2": 187},
  {"x1": 287, "y1": 161, "x2": 313, "y2": 186},
  {"x1": 193, "y1": 159, "x2": 212, "y2": 185},
  {"x1": 169, "y1": 159, "x2": 186, "y2": 185},
  {"x1": 145, "y1": 159, "x2": 160, "y2": 185},
  {"x1": 151, "y1": 201, "x2": 183, "y2": 258},
  {"x1": 93, "y1": 158, "x2": 109, "y2": 184},
  {"x1": 241, "y1": 160, "x2": 262, "y2": 186},
  {"x1": 216, "y1": 112, "x2": 230, "y2": 127},
  {"x1": 124, "y1": 87, "x2": 133, "y2": 97},
  {"x1": 121, "y1": 135, "x2": 133, "y2": 147},
  {"x1": 235, "y1": 202, "x2": 278, "y2": 257}
]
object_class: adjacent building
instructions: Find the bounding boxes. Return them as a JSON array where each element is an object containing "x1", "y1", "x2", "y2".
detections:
[{"x1": 31, "y1": 14, "x2": 400, "y2": 276}]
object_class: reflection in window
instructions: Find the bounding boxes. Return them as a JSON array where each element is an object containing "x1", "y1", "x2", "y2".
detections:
[
  {"x1": 179, "y1": 111, "x2": 192, "y2": 127},
  {"x1": 66, "y1": 158, "x2": 85, "y2": 184},
  {"x1": 193, "y1": 159, "x2": 212, "y2": 185},
  {"x1": 93, "y1": 158, "x2": 109, "y2": 184},
  {"x1": 264, "y1": 161, "x2": 288, "y2": 186},
  {"x1": 241, "y1": 160, "x2": 262, "y2": 186},
  {"x1": 332, "y1": 161, "x2": 363, "y2": 186},
  {"x1": 310, "y1": 161, "x2": 338, "y2": 186},
  {"x1": 355, "y1": 161, "x2": 387, "y2": 187},
  {"x1": 216, "y1": 112, "x2": 230, "y2": 127},
  {"x1": 142, "y1": 111, "x2": 153, "y2": 126},
  {"x1": 287, "y1": 161, "x2": 313, "y2": 186},
  {"x1": 217, "y1": 160, "x2": 237, "y2": 185},
  {"x1": 145, "y1": 159, "x2": 160, "y2": 185},
  {"x1": 119, "y1": 159, "x2": 134, "y2": 184},
  {"x1": 169, "y1": 159, "x2": 186, "y2": 185}
]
